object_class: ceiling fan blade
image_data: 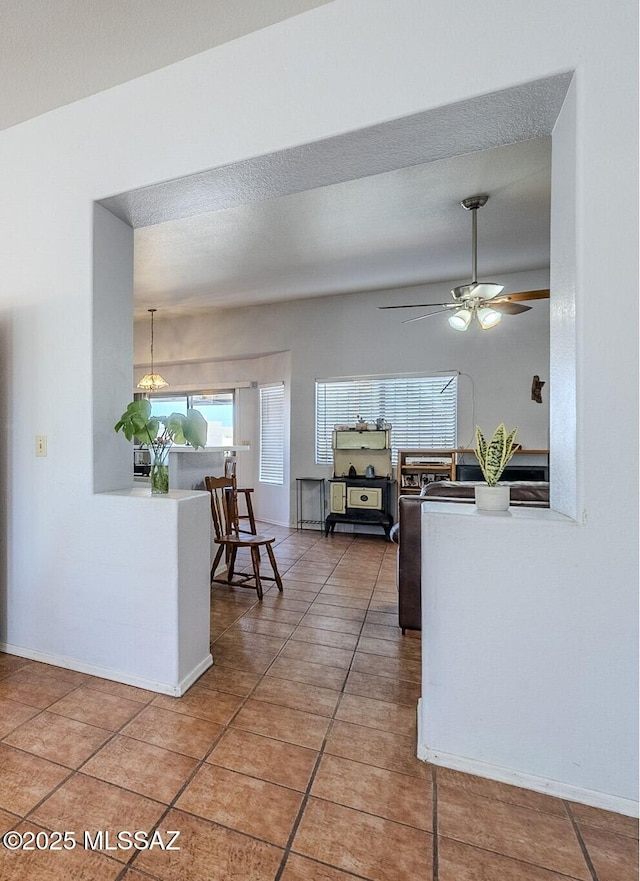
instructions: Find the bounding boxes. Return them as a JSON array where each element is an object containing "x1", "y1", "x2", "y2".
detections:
[
  {"x1": 402, "y1": 308, "x2": 455, "y2": 324},
  {"x1": 492, "y1": 302, "x2": 532, "y2": 315},
  {"x1": 378, "y1": 302, "x2": 451, "y2": 310},
  {"x1": 501, "y1": 288, "x2": 550, "y2": 302}
]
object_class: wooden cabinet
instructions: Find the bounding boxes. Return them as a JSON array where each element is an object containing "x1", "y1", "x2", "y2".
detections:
[
  {"x1": 396, "y1": 449, "x2": 456, "y2": 493},
  {"x1": 396, "y1": 448, "x2": 550, "y2": 495}
]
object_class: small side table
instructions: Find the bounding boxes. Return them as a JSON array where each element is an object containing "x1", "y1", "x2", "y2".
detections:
[{"x1": 295, "y1": 478, "x2": 326, "y2": 530}]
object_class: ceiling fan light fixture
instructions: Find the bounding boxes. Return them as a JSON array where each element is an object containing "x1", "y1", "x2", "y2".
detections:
[
  {"x1": 448, "y1": 308, "x2": 472, "y2": 331},
  {"x1": 477, "y1": 306, "x2": 502, "y2": 329},
  {"x1": 137, "y1": 308, "x2": 169, "y2": 392}
]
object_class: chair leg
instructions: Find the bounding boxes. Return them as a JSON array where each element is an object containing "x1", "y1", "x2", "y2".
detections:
[
  {"x1": 265, "y1": 543, "x2": 283, "y2": 593},
  {"x1": 227, "y1": 546, "x2": 238, "y2": 583},
  {"x1": 250, "y1": 545, "x2": 263, "y2": 600},
  {"x1": 211, "y1": 544, "x2": 224, "y2": 582},
  {"x1": 244, "y1": 491, "x2": 257, "y2": 535}
]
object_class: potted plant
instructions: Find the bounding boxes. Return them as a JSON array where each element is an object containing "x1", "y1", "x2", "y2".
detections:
[
  {"x1": 115, "y1": 399, "x2": 207, "y2": 493},
  {"x1": 474, "y1": 423, "x2": 518, "y2": 512}
]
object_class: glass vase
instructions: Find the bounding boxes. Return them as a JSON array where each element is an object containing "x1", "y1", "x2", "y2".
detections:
[{"x1": 149, "y1": 444, "x2": 170, "y2": 494}]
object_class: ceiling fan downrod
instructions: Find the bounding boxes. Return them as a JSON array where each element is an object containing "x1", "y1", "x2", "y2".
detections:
[{"x1": 461, "y1": 194, "x2": 488, "y2": 287}]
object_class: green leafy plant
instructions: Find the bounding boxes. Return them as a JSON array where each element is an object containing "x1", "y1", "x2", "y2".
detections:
[
  {"x1": 474, "y1": 424, "x2": 518, "y2": 486},
  {"x1": 115, "y1": 399, "x2": 207, "y2": 492}
]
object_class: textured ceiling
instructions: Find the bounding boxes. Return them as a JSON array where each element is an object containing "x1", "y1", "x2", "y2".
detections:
[
  {"x1": 99, "y1": 76, "x2": 569, "y2": 317},
  {"x1": 2, "y1": 2, "x2": 568, "y2": 319},
  {"x1": 0, "y1": 0, "x2": 330, "y2": 131}
]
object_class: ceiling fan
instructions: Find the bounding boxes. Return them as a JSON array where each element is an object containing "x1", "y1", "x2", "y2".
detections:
[{"x1": 378, "y1": 194, "x2": 549, "y2": 331}]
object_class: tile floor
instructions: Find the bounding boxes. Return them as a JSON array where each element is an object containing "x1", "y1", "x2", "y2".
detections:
[{"x1": 0, "y1": 525, "x2": 637, "y2": 880}]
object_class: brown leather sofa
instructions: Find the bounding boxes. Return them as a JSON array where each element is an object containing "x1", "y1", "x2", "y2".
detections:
[{"x1": 396, "y1": 482, "x2": 550, "y2": 632}]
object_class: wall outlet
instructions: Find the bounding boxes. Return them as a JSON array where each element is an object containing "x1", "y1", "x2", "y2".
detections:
[{"x1": 35, "y1": 435, "x2": 47, "y2": 457}]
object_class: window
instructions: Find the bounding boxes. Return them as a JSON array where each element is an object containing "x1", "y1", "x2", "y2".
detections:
[
  {"x1": 148, "y1": 391, "x2": 234, "y2": 446},
  {"x1": 315, "y1": 374, "x2": 457, "y2": 465},
  {"x1": 259, "y1": 384, "x2": 284, "y2": 484}
]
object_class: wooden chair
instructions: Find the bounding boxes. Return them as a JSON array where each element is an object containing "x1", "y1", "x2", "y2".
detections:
[
  {"x1": 205, "y1": 476, "x2": 283, "y2": 600},
  {"x1": 223, "y1": 457, "x2": 257, "y2": 535}
]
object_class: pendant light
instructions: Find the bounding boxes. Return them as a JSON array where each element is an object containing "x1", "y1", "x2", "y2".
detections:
[{"x1": 137, "y1": 308, "x2": 169, "y2": 392}]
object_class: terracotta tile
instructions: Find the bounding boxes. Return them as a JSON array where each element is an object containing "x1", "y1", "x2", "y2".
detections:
[
  {"x1": 83, "y1": 676, "x2": 157, "y2": 704},
  {"x1": 323, "y1": 579, "x2": 376, "y2": 593},
  {"x1": 47, "y1": 686, "x2": 143, "y2": 730},
  {"x1": 0, "y1": 820, "x2": 122, "y2": 881},
  {"x1": 215, "y1": 631, "x2": 286, "y2": 656},
  {"x1": 344, "y1": 670, "x2": 421, "y2": 707},
  {"x1": 235, "y1": 617, "x2": 297, "y2": 638},
  {"x1": 291, "y1": 625, "x2": 359, "y2": 651},
  {"x1": 121, "y1": 869, "x2": 162, "y2": 881},
  {"x1": 335, "y1": 693, "x2": 416, "y2": 736},
  {"x1": 231, "y1": 698, "x2": 330, "y2": 750},
  {"x1": 177, "y1": 763, "x2": 303, "y2": 847},
  {"x1": 244, "y1": 606, "x2": 305, "y2": 625},
  {"x1": 207, "y1": 727, "x2": 318, "y2": 791},
  {"x1": 365, "y1": 611, "x2": 399, "y2": 627},
  {"x1": 0, "y1": 808, "x2": 20, "y2": 834},
  {"x1": 352, "y1": 651, "x2": 421, "y2": 683},
  {"x1": 121, "y1": 705, "x2": 223, "y2": 759},
  {"x1": 195, "y1": 664, "x2": 260, "y2": 696},
  {"x1": 299, "y1": 613, "x2": 363, "y2": 634},
  {"x1": 436, "y1": 767, "x2": 568, "y2": 817},
  {"x1": 31, "y1": 773, "x2": 166, "y2": 863},
  {"x1": 438, "y1": 835, "x2": 586, "y2": 881},
  {"x1": 277, "y1": 587, "x2": 323, "y2": 602},
  {"x1": 19, "y1": 662, "x2": 88, "y2": 686},
  {"x1": 0, "y1": 654, "x2": 31, "y2": 678},
  {"x1": 252, "y1": 677, "x2": 340, "y2": 717},
  {"x1": 368, "y1": 599, "x2": 398, "y2": 614},
  {"x1": 580, "y1": 823, "x2": 639, "y2": 881},
  {"x1": 281, "y1": 853, "x2": 364, "y2": 881},
  {"x1": 0, "y1": 697, "x2": 40, "y2": 737},
  {"x1": 284, "y1": 569, "x2": 328, "y2": 585},
  {"x1": 0, "y1": 743, "x2": 70, "y2": 814},
  {"x1": 311, "y1": 595, "x2": 370, "y2": 611},
  {"x1": 4, "y1": 711, "x2": 111, "y2": 768},
  {"x1": 325, "y1": 720, "x2": 431, "y2": 780},
  {"x1": 81, "y1": 735, "x2": 198, "y2": 803},
  {"x1": 266, "y1": 657, "x2": 347, "y2": 691},
  {"x1": 570, "y1": 800, "x2": 639, "y2": 838},
  {"x1": 260, "y1": 596, "x2": 313, "y2": 613},
  {"x1": 311, "y1": 754, "x2": 432, "y2": 830},
  {"x1": 213, "y1": 646, "x2": 277, "y2": 674},
  {"x1": 357, "y1": 635, "x2": 421, "y2": 661},
  {"x1": 133, "y1": 807, "x2": 284, "y2": 881},
  {"x1": 293, "y1": 797, "x2": 432, "y2": 881},
  {"x1": 279, "y1": 641, "x2": 354, "y2": 670},
  {"x1": 151, "y1": 686, "x2": 244, "y2": 724},
  {"x1": 0, "y1": 668, "x2": 80, "y2": 709},
  {"x1": 437, "y1": 784, "x2": 590, "y2": 879}
]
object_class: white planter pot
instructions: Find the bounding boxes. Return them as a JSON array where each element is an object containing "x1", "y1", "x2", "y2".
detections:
[{"x1": 475, "y1": 484, "x2": 510, "y2": 514}]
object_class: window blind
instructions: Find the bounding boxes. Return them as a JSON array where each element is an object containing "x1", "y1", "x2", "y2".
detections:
[
  {"x1": 315, "y1": 374, "x2": 457, "y2": 465},
  {"x1": 259, "y1": 384, "x2": 284, "y2": 484}
]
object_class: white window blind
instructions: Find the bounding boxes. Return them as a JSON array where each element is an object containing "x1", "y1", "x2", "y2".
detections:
[
  {"x1": 259, "y1": 384, "x2": 284, "y2": 484},
  {"x1": 315, "y1": 374, "x2": 457, "y2": 465}
]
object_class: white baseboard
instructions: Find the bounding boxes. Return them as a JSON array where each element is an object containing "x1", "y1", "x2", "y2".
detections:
[
  {"x1": 416, "y1": 699, "x2": 639, "y2": 818},
  {"x1": 175, "y1": 653, "x2": 213, "y2": 696},
  {"x1": 0, "y1": 642, "x2": 213, "y2": 697}
]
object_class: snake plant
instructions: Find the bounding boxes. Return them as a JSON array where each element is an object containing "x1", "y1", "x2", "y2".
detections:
[{"x1": 474, "y1": 424, "x2": 518, "y2": 486}]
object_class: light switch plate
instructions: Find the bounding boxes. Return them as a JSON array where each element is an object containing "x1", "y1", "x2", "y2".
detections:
[{"x1": 35, "y1": 435, "x2": 47, "y2": 457}]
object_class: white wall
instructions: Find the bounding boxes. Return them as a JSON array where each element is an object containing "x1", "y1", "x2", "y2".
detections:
[
  {"x1": 136, "y1": 272, "x2": 550, "y2": 524},
  {"x1": 0, "y1": 0, "x2": 635, "y2": 810}
]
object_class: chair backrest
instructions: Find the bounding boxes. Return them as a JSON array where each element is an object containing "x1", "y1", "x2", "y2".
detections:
[
  {"x1": 224, "y1": 457, "x2": 237, "y2": 483},
  {"x1": 205, "y1": 476, "x2": 238, "y2": 539}
]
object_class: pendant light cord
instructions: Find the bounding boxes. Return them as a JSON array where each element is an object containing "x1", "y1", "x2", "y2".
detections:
[{"x1": 149, "y1": 308, "x2": 156, "y2": 375}]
